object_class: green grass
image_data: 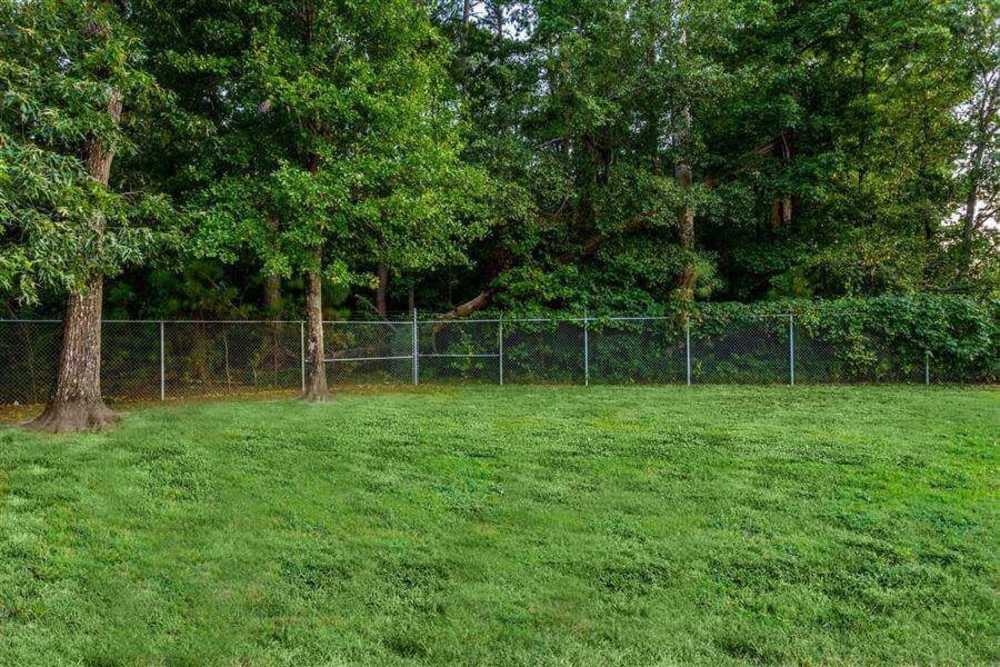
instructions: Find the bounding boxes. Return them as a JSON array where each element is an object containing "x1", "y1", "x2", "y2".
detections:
[{"x1": 0, "y1": 386, "x2": 997, "y2": 665}]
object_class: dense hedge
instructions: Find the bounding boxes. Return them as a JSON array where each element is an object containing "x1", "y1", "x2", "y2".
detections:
[
  {"x1": 476, "y1": 295, "x2": 999, "y2": 384},
  {"x1": 689, "y1": 296, "x2": 998, "y2": 383},
  {"x1": 413, "y1": 296, "x2": 997, "y2": 385}
]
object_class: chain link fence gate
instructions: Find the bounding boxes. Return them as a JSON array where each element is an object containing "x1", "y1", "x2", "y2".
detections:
[{"x1": 0, "y1": 313, "x2": 988, "y2": 404}]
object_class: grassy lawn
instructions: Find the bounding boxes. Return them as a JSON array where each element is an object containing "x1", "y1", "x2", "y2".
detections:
[{"x1": 0, "y1": 386, "x2": 997, "y2": 665}]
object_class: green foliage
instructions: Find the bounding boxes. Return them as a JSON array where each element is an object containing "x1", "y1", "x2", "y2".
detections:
[
  {"x1": 435, "y1": 0, "x2": 999, "y2": 312},
  {"x1": 692, "y1": 295, "x2": 999, "y2": 382},
  {"x1": 3, "y1": 0, "x2": 998, "y2": 319},
  {"x1": 472, "y1": 295, "x2": 998, "y2": 383},
  {"x1": 178, "y1": 0, "x2": 493, "y2": 298},
  {"x1": 0, "y1": 0, "x2": 172, "y2": 304}
]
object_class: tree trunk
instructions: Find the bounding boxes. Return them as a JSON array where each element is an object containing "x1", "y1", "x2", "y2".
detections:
[
  {"x1": 674, "y1": 24, "x2": 696, "y2": 303},
  {"x1": 263, "y1": 215, "x2": 282, "y2": 317},
  {"x1": 27, "y1": 281, "x2": 117, "y2": 432},
  {"x1": 770, "y1": 195, "x2": 793, "y2": 229},
  {"x1": 962, "y1": 184, "x2": 979, "y2": 262},
  {"x1": 675, "y1": 161, "x2": 696, "y2": 301},
  {"x1": 28, "y1": 86, "x2": 122, "y2": 432},
  {"x1": 960, "y1": 141, "x2": 986, "y2": 277},
  {"x1": 264, "y1": 275, "x2": 281, "y2": 316},
  {"x1": 263, "y1": 273, "x2": 284, "y2": 375},
  {"x1": 190, "y1": 323, "x2": 212, "y2": 384},
  {"x1": 376, "y1": 263, "x2": 389, "y2": 317},
  {"x1": 771, "y1": 130, "x2": 794, "y2": 229},
  {"x1": 440, "y1": 289, "x2": 494, "y2": 320},
  {"x1": 461, "y1": 0, "x2": 472, "y2": 45},
  {"x1": 303, "y1": 248, "x2": 330, "y2": 402},
  {"x1": 491, "y1": 1, "x2": 503, "y2": 39}
]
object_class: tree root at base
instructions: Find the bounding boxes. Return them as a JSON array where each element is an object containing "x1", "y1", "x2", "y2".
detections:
[
  {"x1": 24, "y1": 401, "x2": 120, "y2": 433},
  {"x1": 301, "y1": 390, "x2": 332, "y2": 403}
]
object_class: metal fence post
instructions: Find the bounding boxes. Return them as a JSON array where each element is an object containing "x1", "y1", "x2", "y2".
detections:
[
  {"x1": 789, "y1": 314, "x2": 795, "y2": 386},
  {"x1": 686, "y1": 316, "x2": 692, "y2": 386},
  {"x1": 583, "y1": 312, "x2": 590, "y2": 386},
  {"x1": 300, "y1": 321, "x2": 306, "y2": 392},
  {"x1": 159, "y1": 321, "x2": 165, "y2": 401},
  {"x1": 498, "y1": 314, "x2": 504, "y2": 386},
  {"x1": 925, "y1": 350, "x2": 930, "y2": 386},
  {"x1": 412, "y1": 308, "x2": 419, "y2": 386}
]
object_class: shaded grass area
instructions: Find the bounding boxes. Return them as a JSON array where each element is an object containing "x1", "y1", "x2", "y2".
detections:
[{"x1": 0, "y1": 386, "x2": 997, "y2": 665}]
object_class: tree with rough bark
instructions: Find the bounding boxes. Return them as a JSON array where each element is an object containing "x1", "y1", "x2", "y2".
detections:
[
  {"x1": 189, "y1": 0, "x2": 476, "y2": 398},
  {"x1": 1, "y1": 0, "x2": 168, "y2": 431}
]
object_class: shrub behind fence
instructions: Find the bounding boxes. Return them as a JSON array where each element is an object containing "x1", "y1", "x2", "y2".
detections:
[{"x1": 1, "y1": 306, "x2": 995, "y2": 405}]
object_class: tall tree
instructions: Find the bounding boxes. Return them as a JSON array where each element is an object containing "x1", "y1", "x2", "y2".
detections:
[
  {"x1": 191, "y1": 0, "x2": 484, "y2": 397},
  {"x1": 1, "y1": 0, "x2": 166, "y2": 431}
]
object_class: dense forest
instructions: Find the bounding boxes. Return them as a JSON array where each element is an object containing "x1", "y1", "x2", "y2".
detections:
[{"x1": 2, "y1": 0, "x2": 999, "y2": 428}]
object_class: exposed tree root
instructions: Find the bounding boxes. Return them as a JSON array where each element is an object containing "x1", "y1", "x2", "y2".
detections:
[
  {"x1": 301, "y1": 389, "x2": 332, "y2": 403},
  {"x1": 25, "y1": 401, "x2": 120, "y2": 434}
]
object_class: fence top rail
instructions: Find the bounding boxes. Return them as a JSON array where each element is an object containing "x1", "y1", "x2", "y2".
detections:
[
  {"x1": 0, "y1": 319, "x2": 309, "y2": 325},
  {"x1": 501, "y1": 317, "x2": 586, "y2": 324},
  {"x1": 326, "y1": 320, "x2": 411, "y2": 325},
  {"x1": 157, "y1": 319, "x2": 309, "y2": 325},
  {"x1": 0, "y1": 319, "x2": 64, "y2": 323},
  {"x1": 1, "y1": 314, "x2": 799, "y2": 325},
  {"x1": 324, "y1": 355, "x2": 413, "y2": 362},
  {"x1": 420, "y1": 318, "x2": 503, "y2": 325}
]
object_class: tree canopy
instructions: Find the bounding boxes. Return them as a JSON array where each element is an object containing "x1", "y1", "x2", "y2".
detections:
[
  {"x1": 2, "y1": 0, "x2": 998, "y2": 324},
  {"x1": 0, "y1": 0, "x2": 170, "y2": 304}
]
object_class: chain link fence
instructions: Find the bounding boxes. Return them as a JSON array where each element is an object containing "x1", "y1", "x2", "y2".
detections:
[{"x1": 0, "y1": 314, "x2": 989, "y2": 404}]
